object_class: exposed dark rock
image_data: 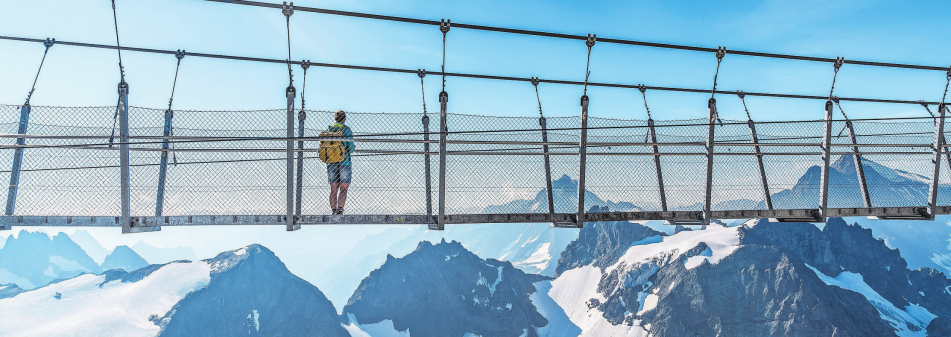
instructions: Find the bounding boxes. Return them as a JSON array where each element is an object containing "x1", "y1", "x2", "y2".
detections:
[
  {"x1": 158, "y1": 245, "x2": 347, "y2": 337},
  {"x1": 639, "y1": 244, "x2": 894, "y2": 337},
  {"x1": 555, "y1": 221, "x2": 665, "y2": 277},
  {"x1": 741, "y1": 218, "x2": 951, "y2": 334},
  {"x1": 343, "y1": 240, "x2": 549, "y2": 337}
]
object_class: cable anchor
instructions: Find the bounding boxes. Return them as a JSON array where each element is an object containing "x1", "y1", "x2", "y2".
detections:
[
  {"x1": 440, "y1": 19, "x2": 451, "y2": 34},
  {"x1": 282, "y1": 1, "x2": 294, "y2": 17}
]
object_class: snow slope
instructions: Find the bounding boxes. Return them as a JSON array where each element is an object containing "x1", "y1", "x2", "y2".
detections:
[
  {"x1": 807, "y1": 265, "x2": 936, "y2": 337},
  {"x1": 0, "y1": 261, "x2": 211, "y2": 337},
  {"x1": 550, "y1": 225, "x2": 741, "y2": 336}
]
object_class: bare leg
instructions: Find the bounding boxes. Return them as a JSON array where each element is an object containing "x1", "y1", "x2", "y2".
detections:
[
  {"x1": 337, "y1": 183, "x2": 350, "y2": 210},
  {"x1": 329, "y1": 183, "x2": 340, "y2": 211}
]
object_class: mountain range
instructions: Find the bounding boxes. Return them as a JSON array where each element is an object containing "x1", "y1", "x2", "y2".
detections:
[{"x1": 0, "y1": 155, "x2": 950, "y2": 336}]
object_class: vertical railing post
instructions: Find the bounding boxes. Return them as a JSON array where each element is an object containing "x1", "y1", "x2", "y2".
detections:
[
  {"x1": 155, "y1": 108, "x2": 172, "y2": 216},
  {"x1": 295, "y1": 108, "x2": 306, "y2": 217},
  {"x1": 435, "y1": 91, "x2": 448, "y2": 230},
  {"x1": 540, "y1": 116, "x2": 555, "y2": 221},
  {"x1": 747, "y1": 120, "x2": 773, "y2": 210},
  {"x1": 928, "y1": 104, "x2": 947, "y2": 220},
  {"x1": 576, "y1": 95, "x2": 589, "y2": 228},
  {"x1": 648, "y1": 119, "x2": 667, "y2": 212},
  {"x1": 423, "y1": 115, "x2": 433, "y2": 216},
  {"x1": 844, "y1": 120, "x2": 872, "y2": 208},
  {"x1": 285, "y1": 85, "x2": 299, "y2": 231},
  {"x1": 818, "y1": 100, "x2": 834, "y2": 222},
  {"x1": 6, "y1": 104, "x2": 31, "y2": 216},
  {"x1": 119, "y1": 81, "x2": 132, "y2": 233},
  {"x1": 703, "y1": 98, "x2": 717, "y2": 227}
]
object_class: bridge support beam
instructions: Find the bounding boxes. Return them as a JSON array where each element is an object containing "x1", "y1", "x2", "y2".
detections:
[
  {"x1": 295, "y1": 107, "x2": 306, "y2": 218},
  {"x1": 155, "y1": 108, "x2": 173, "y2": 217},
  {"x1": 648, "y1": 119, "x2": 668, "y2": 212},
  {"x1": 435, "y1": 91, "x2": 448, "y2": 230},
  {"x1": 575, "y1": 95, "x2": 589, "y2": 228},
  {"x1": 5, "y1": 104, "x2": 31, "y2": 217},
  {"x1": 423, "y1": 115, "x2": 432, "y2": 216},
  {"x1": 926, "y1": 104, "x2": 947, "y2": 220},
  {"x1": 119, "y1": 82, "x2": 158, "y2": 233},
  {"x1": 818, "y1": 100, "x2": 834, "y2": 223},
  {"x1": 845, "y1": 120, "x2": 872, "y2": 208},
  {"x1": 285, "y1": 85, "x2": 300, "y2": 231},
  {"x1": 748, "y1": 119, "x2": 773, "y2": 210},
  {"x1": 702, "y1": 98, "x2": 717, "y2": 228},
  {"x1": 540, "y1": 116, "x2": 556, "y2": 222}
]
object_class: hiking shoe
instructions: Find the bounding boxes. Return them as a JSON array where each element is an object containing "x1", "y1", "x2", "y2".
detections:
[{"x1": 335, "y1": 208, "x2": 344, "y2": 215}]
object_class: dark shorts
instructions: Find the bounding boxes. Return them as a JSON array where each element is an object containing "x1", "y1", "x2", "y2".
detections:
[{"x1": 327, "y1": 164, "x2": 352, "y2": 184}]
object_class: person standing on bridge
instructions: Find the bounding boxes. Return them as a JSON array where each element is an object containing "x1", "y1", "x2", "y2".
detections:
[{"x1": 321, "y1": 110, "x2": 355, "y2": 215}]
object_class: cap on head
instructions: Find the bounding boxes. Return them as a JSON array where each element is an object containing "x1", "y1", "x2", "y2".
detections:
[{"x1": 335, "y1": 110, "x2": 346, "y2": 123}]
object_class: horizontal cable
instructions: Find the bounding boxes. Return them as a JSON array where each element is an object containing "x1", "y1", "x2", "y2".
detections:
[
  {"x1": 206, "y1": 0, "x2": 951, "y2": 72},
  {"x1": 0, "y1": 35, "x2": 943, "y2": 106}
]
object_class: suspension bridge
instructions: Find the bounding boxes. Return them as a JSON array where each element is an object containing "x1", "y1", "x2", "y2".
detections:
[{"x1": 0, "y1": 0, "x2": 949, "y2": 233}]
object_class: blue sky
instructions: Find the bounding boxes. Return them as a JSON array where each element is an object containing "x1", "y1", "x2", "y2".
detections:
[
  {"x1": 1, "y1": 0, "x2": 950, "y2": 122},
  {"x1": 0, "y1": 0, "x2": 950, "y2": 283}
]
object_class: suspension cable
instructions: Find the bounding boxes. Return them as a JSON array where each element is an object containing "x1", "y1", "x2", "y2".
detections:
[
  {"x1": 300, "y1": 60, "x2": 310, "y2": 111},
  {"x1": 166, "y1": 50, "x2": 186, "y2": 165},
  {"x1": 202, "y1": 0, "x2": 950, "y2": 72},
  {"x1": 737, "y1": 90, "x2": 752, "y2": 121},
  {"x1": 582, "y1": 34, "x2": 596, "y2": 96},
  {"x1": 108, "y1": 0, "x2": 126, "y2": 148},
  {"x1": 829, "y1": 57, "x2": 845, "y2": 99},
  {"x1": 282, "y1": 1, "x2": 295, "y2": 85},
  {"x1": 709, "y1": 47, "x2": 726, "y2": 125},
  {"x1": 24, "y1": 38, "x2": 55, "y2": 106},
  {"x1": 710, "y1": 47, "x2": 726, "y2": 100},
  {"x1": 637, "y1": 84, "x2": 652, "y2": 120},
  {"x1": 418, "y1": 69, "x2": 427, "y2": 115},
  {"x1": 943, "y1": 67, "x2": 951, "y2": 104},
  {"x1": 440, "y1": 19, "x2": 450, "y2": 92},
  {"x1": 1, "y1": 35, "x2": 944, "y2": 106},
  {"x1": 531, "y1": 77, "x2": 543, "y2": 117}
]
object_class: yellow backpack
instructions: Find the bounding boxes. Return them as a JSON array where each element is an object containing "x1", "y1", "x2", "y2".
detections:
[{"x1": 318, "y1": 123, "x2": 346, "y2": 164}]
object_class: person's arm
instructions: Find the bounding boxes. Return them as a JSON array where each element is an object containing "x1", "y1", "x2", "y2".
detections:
[{"x1": 345, "y1": 127, "x2": 355, "y2": 153}]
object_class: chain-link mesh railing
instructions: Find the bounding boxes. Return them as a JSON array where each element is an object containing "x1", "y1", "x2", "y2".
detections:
[{"x1": 0, "y1": 104, "x2": 947, "y2": 218}]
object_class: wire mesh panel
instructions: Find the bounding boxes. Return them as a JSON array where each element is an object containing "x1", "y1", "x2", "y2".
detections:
[
  {"x1": 710, "y1": 120, "x2": 768, "y2": 211},
  {"x1": 0, "y1": 104, "x2": 947, "y2": 219},
  {"x1": 757, "y1": 119, "x2": 826, "y2": 210},
  {"x1": 584, "y1": 117, "x2": 659, "y2": 212}
]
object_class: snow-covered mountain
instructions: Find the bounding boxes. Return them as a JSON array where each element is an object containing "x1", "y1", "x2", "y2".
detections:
[
  {"x1": 0, "y1": 231, "x2": 102, "y2": 290},
  {"x1": 342, "y1": 240, "x2": 562, "y2": 337},
  {"x1": 773, "y1": 154, "x2": 951, "y2": 209},
  {"x1": 550, "y1": 218, "x2": 951, "y2": 336},
  {"x1": 485, "y1": 174, "x2": 642, "y2": 214},
  {"x1": 0, "y1": 244, "x2": 349, "y2": 337},
  {"x1": 100, "y1": 245, "x2": 150, "y2": 272}
]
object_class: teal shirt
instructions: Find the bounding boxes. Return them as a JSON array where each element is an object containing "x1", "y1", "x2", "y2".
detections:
[{"x1": 329, "y1": 123, "x2": 355, "y2": 166}]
